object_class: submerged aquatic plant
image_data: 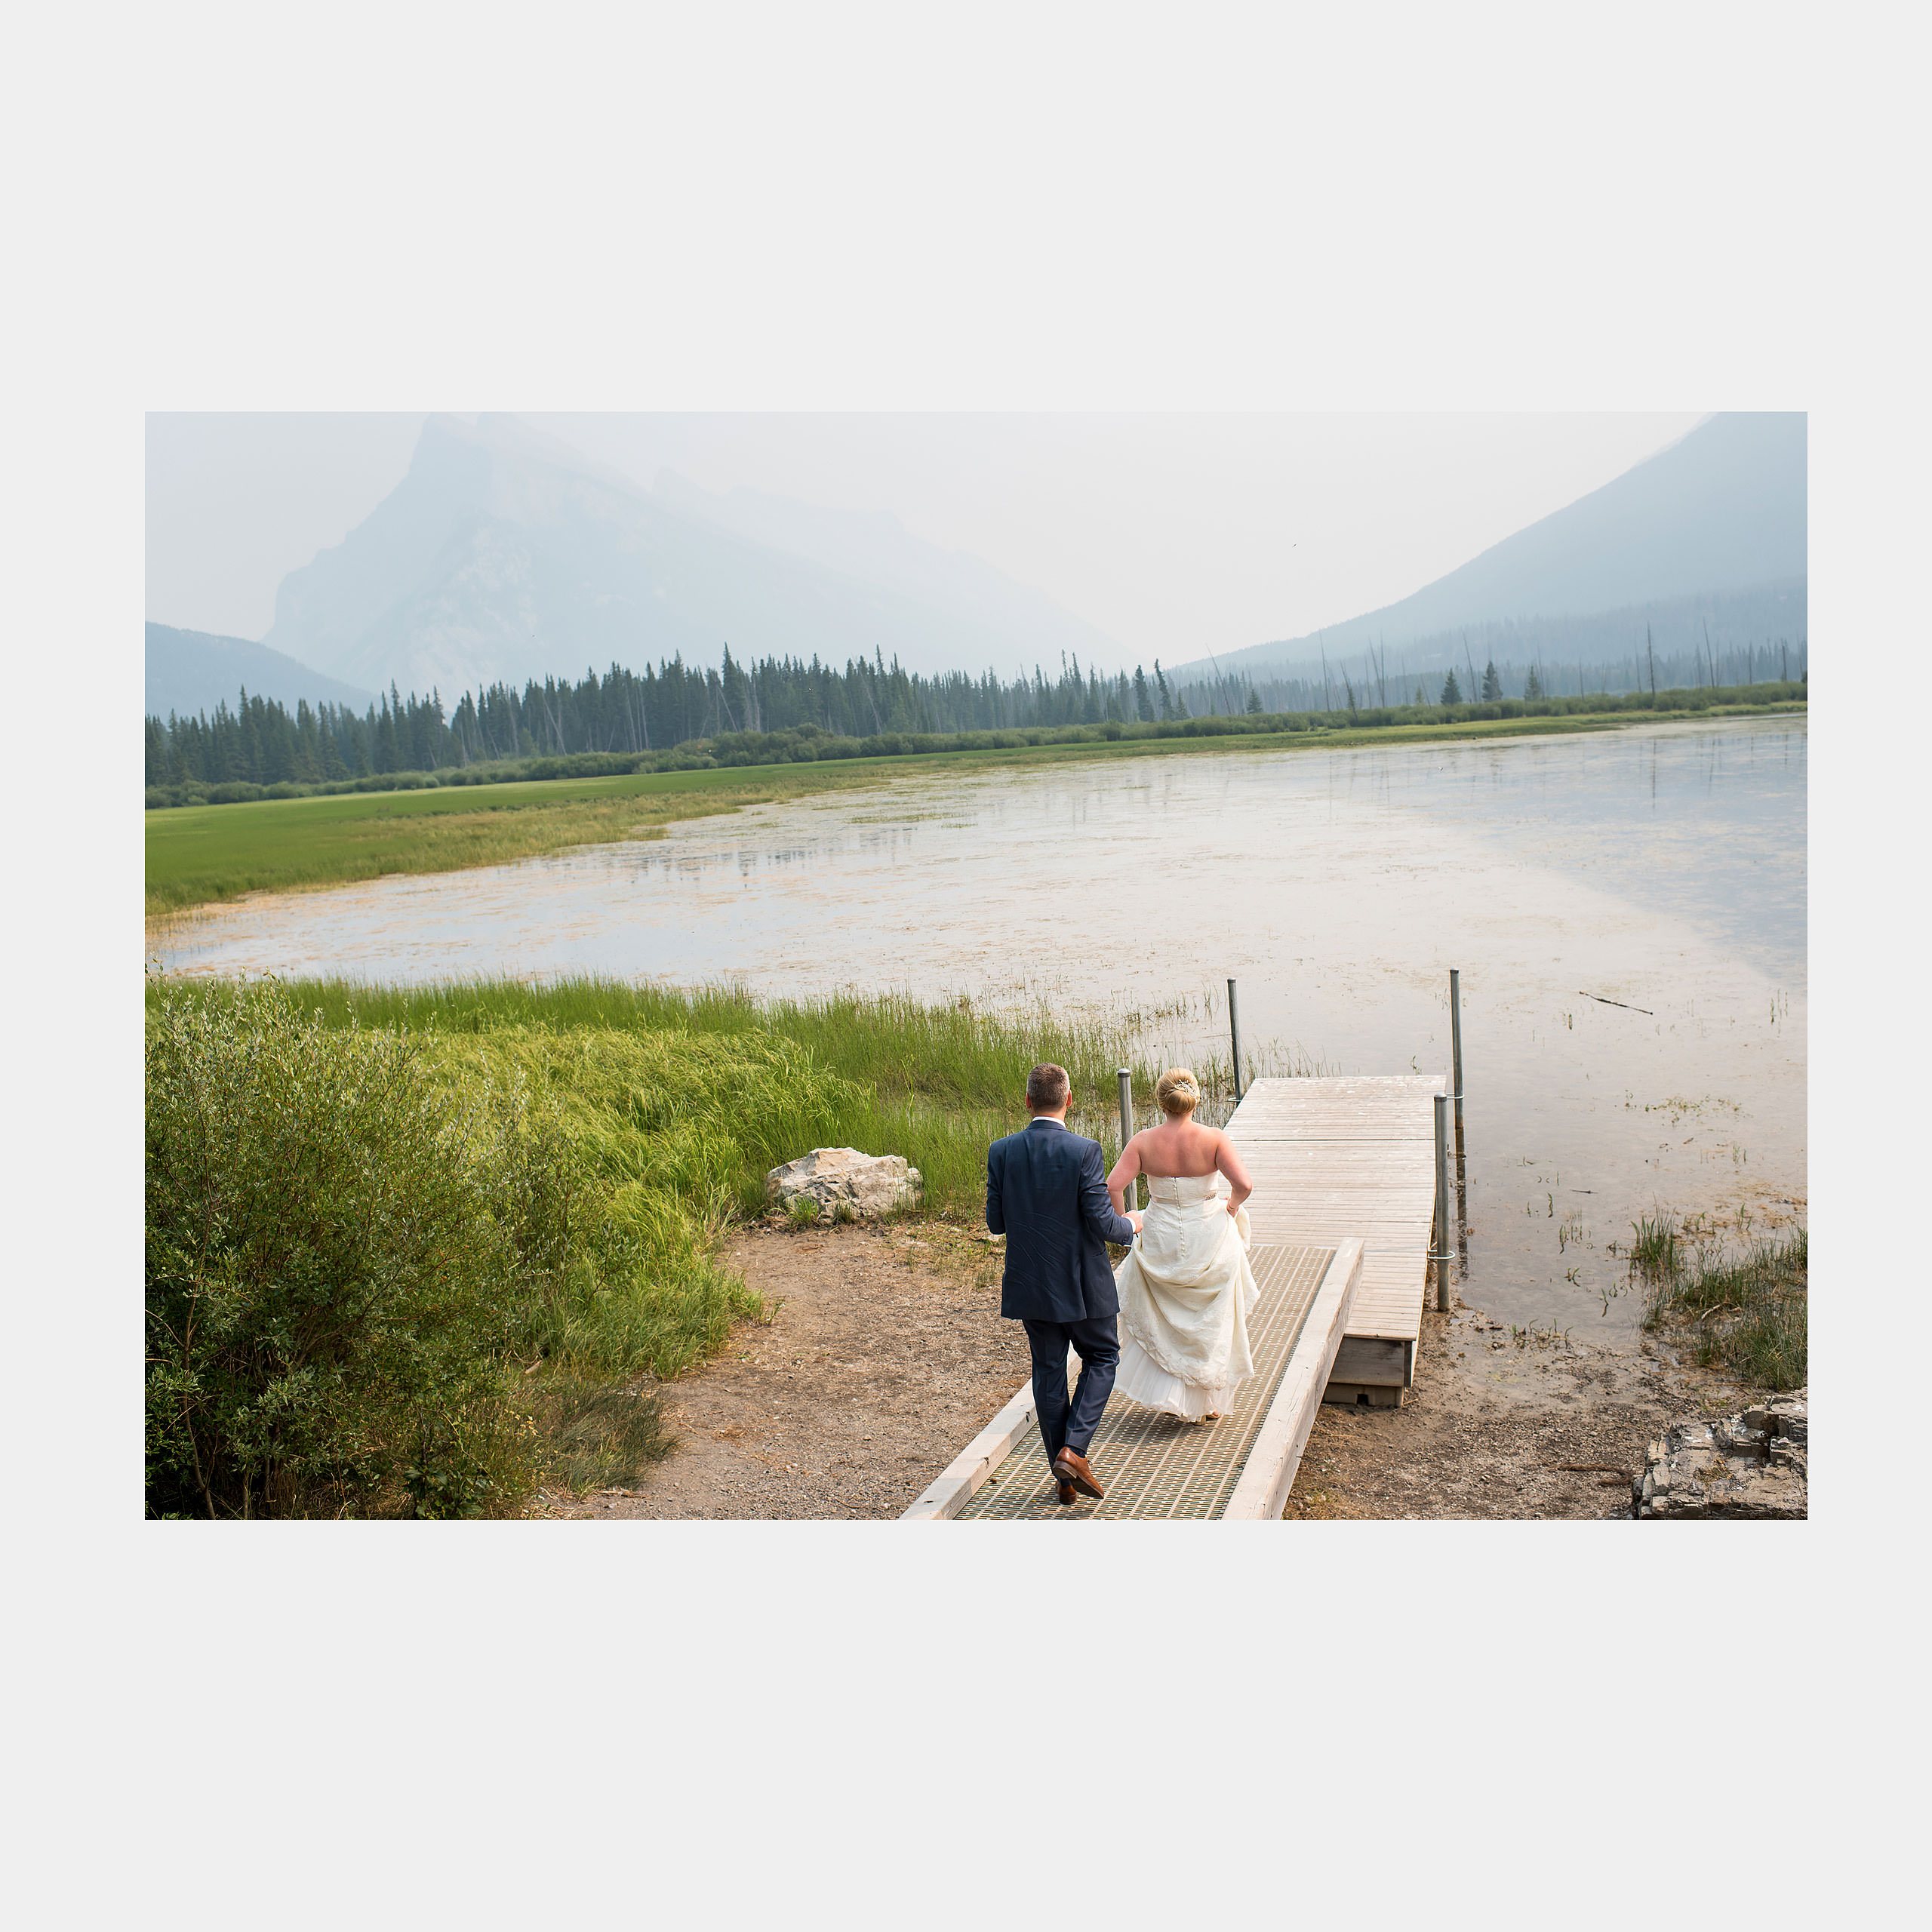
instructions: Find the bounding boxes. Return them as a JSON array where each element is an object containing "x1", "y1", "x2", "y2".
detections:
[{"x1": 1628, "y1": 1214, "x2": 1682, "y2": 1281}]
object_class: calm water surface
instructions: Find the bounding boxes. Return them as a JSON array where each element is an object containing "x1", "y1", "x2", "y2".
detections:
[{"x1": 155, "y1": 718, "x2": 1807, "y2": 1336}]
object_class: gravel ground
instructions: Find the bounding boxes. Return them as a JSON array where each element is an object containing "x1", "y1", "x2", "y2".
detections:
[
  {"x1": 555, "y1": 1217, "x2": 1028, "y2": 1520},
  {"x1": 546, "y1": 1221, "x2": 1760, "y2": 1522},
  {"x1": 1284, "y1": 1303, "x2": 1758, "y2": 1520}
]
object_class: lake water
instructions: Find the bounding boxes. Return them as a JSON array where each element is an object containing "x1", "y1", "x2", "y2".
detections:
[{"x1": 152, "y1": 717, "x2": 1807, "y2": 1337}]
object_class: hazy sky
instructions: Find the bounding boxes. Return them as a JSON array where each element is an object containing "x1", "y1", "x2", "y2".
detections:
[{"x1": 147, "y1": 412, "x2": 1704, "y2": 657}]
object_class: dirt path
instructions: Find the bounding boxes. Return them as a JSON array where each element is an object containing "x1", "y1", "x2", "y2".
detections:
[
  {"x1": 549, "y1": 1220, "x2": 1760, "y2": 1521},
  {"x1": 561, "y1": 1219, "x2": 1028, "y2": 1520}
]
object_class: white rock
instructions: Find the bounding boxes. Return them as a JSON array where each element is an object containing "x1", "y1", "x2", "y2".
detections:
[{"x1": 767, "y1": 1147, "x2": 922, "y2": 1221}]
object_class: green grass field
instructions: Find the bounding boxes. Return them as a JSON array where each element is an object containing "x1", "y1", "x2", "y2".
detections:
[
  {"x1": 143, "y1": 764, "x2": 894, "y2": 916},
  {"x1": 146, "y1": 696, "x2": 1806, "y2": 918}
]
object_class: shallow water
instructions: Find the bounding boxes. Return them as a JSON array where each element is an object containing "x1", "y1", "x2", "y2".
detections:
[{"x1": 153, "y1": 718, "x2": 1807, "y2": 1337}]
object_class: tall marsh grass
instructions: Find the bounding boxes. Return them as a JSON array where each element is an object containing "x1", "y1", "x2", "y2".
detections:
[
  {"x1": 1632, "y1": 1214, "x2": 1807, "y2": 1391},
  {"x1": 155, "y1": 974, "x2": 1213, "y2": 1210}
]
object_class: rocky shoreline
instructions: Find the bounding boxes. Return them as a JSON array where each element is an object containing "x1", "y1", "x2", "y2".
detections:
[
  {"x1": 1635, "y1": 1389, "x2": 1807, "y2": 1518},
  {"x1": 1284, "y1": 1300, "x2": 1805, "y2": 1521}
]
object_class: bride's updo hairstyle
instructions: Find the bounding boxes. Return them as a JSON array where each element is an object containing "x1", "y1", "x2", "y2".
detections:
[{"x1": 1155, "y1": 1068, "x2": 1201, "y2": 1118}]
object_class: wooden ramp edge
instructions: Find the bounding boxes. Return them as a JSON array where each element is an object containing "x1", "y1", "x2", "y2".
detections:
[{"x1": 901, "y1": 1240, "x2": 1361, "y2": 1521}]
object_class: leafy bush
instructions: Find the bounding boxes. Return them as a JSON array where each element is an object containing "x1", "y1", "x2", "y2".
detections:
[
  {"x1": 143, "y1": 987, "x2": 754, "y2": 1517},
  {"x1": 146, "y1": 989, "x2": 552, "y2": 1516}
]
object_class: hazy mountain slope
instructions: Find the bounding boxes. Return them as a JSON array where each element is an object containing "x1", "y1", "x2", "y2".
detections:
[
  {"x1": 146, "y1": 623, "x2": 375, "y2": 719},
  {"x1": 1178, "y1": 412, "x2": 1806, "y2": 679},
  {"x1": 263, "y1": 414, "x2": 1124, "y2": 697},
  {"x1": 654, "y1": 472, "x2": 1122, "y2": 672}
]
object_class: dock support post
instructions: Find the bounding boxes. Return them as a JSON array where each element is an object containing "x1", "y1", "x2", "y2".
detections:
[
  {"x1": 1117, "y1": 1069, "x2": 1135, "y2": 1209},
  {"x1": 1228, "y1": 978, "x2": 1244, "y2": 1104},
  {"x1": 1450, "y1": 967, "x2": 1466, "y2": 1235},
  {"x1": 1432, "y1": 1092, "x2": 1451, "y2": 1313}
]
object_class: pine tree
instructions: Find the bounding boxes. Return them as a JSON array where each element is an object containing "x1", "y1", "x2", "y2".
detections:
[
  {"x1": 374, "y1": 694, "x2": 400, "y2": 774},
  {"x1": 1134, "y1": 666, "x2": 1155, "y2": 721},
  {"x1": 1154, "y1": 661, "x2": 1174, "y2": 721},
  {"x1": 1245, "y1": 688, "x2": 1263, "y2": 715},
  {"x1": 1481, "y1": 659, "x2": 1502, "y2": 702},
  {"x1": 1523, "y1": 663, "x2": 1545, "y2": 700},
  {"x1": 1440, "y1": 669, "x2": 1463, "y2": 706}
]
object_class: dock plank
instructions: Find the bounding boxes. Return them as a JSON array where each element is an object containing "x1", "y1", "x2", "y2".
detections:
[{"x1": 1224, "y1": 1076, "x2": 1441, "y2": 1390}]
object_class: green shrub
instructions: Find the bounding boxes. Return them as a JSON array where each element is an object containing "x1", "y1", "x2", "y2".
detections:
[
  {"x1": 145, "y1": 987, "x2": 555, "y2": 1517},
  {"x1": 143, "y1": 986, "x2": 740, "y2": 1517}
]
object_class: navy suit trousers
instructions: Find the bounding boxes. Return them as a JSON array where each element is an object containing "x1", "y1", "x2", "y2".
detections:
[{"x1": 1022, "y1": 1314, "x2": 1120, "y2": 1461}]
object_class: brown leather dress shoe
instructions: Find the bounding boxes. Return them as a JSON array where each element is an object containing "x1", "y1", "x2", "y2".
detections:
[
  {"x1": 1056, "y1": 1480, "x2": 1077, "y2": 1506},
  {"x1": 1051, "y1": 1447, "x2": 1104, "y2": 1499}
]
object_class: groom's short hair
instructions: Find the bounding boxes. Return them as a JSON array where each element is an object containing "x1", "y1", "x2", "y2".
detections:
[{"x1": 1026, "y1": 1063, "x2": 1070, "y2": 1111}]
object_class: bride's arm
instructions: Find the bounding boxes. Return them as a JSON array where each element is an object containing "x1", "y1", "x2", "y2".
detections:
[
  {"x1": 1214, "y1": 1134, "x2": 1253, "y2": 1214},
  {"x1": 1106, "y1": 1134, "x2": 1143, "y2": 1217}
]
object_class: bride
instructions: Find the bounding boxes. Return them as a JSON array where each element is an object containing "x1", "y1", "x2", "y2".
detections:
[{"x1": 1106, "y1": 1068, "x2": 1258, "y2": 1423}]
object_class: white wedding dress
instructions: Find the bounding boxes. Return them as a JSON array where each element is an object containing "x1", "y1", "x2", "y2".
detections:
[{"x1": 1113, "y1": 1173, "x2": 1258, "y2": 1422}]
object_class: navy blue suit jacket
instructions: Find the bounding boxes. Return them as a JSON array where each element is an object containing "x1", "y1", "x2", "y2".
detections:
[{"x1": 985, "y1": 1117, "x2": 1136, "y2": 1324}]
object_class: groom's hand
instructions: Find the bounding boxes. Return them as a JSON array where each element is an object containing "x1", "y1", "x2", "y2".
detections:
[{"x1": 1128, "y1": 1211, "x2": 1144, "y2": 1235}]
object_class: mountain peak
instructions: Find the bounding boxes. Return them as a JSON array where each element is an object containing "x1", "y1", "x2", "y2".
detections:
[
  {"x1": 417, "y1": 412, "x2": 642, "y2": 495},
  {"x1": 262, "y1": 415, "x2": 1121, "y2": 697}
]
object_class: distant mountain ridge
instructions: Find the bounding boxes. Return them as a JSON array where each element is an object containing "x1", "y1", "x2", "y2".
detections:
[
  {"x1": 166, "y1": 410, "x2": 1806, "y2": 710},
  {"x1": 261, "y1": 414, "x2": 1124, "y2": 699},
  {"x1": 146, "y1": 623, "x2": 375, "y2": 720},
  {"x1": 1168, "y1": 412, "x2": 1807, "y2": 682}
]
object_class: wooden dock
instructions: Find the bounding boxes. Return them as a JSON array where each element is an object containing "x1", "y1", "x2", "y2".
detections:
[
  {"x1": 903, "y1": 1241, "x2": 1361, "y2": 1521},
  {"x1": 900, "y1": 1072, "x2": 1441, "y2": 1521},
  {"x1": 1225, "y1": 1075, "x2": 1444, "y2": 1407}
]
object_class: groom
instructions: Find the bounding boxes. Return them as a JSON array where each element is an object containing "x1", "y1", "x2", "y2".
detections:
[{"x1": 986, "y1": 1063, "x2": 1143, "y2": 1506}]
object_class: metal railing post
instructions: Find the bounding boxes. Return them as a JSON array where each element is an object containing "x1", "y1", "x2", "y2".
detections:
[
  {"x1": 1117, "y1": 1068, "x2": 1135, "y2": 1209},
  {"x1": 1450, "y1": 966, "x2": 1466, "y2": 1234},
  {"x1": 1432, "y1": 1091, "x2": 1451, "y2": 1313},
  {"x1": 1227, "y1": 977, "x2": 1244, "y2": 1104}
]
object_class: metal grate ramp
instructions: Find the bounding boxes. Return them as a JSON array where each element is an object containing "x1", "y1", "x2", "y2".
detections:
[{"x1": 952, "y1": 1244, "x2": 1333, "y2": 1520}]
